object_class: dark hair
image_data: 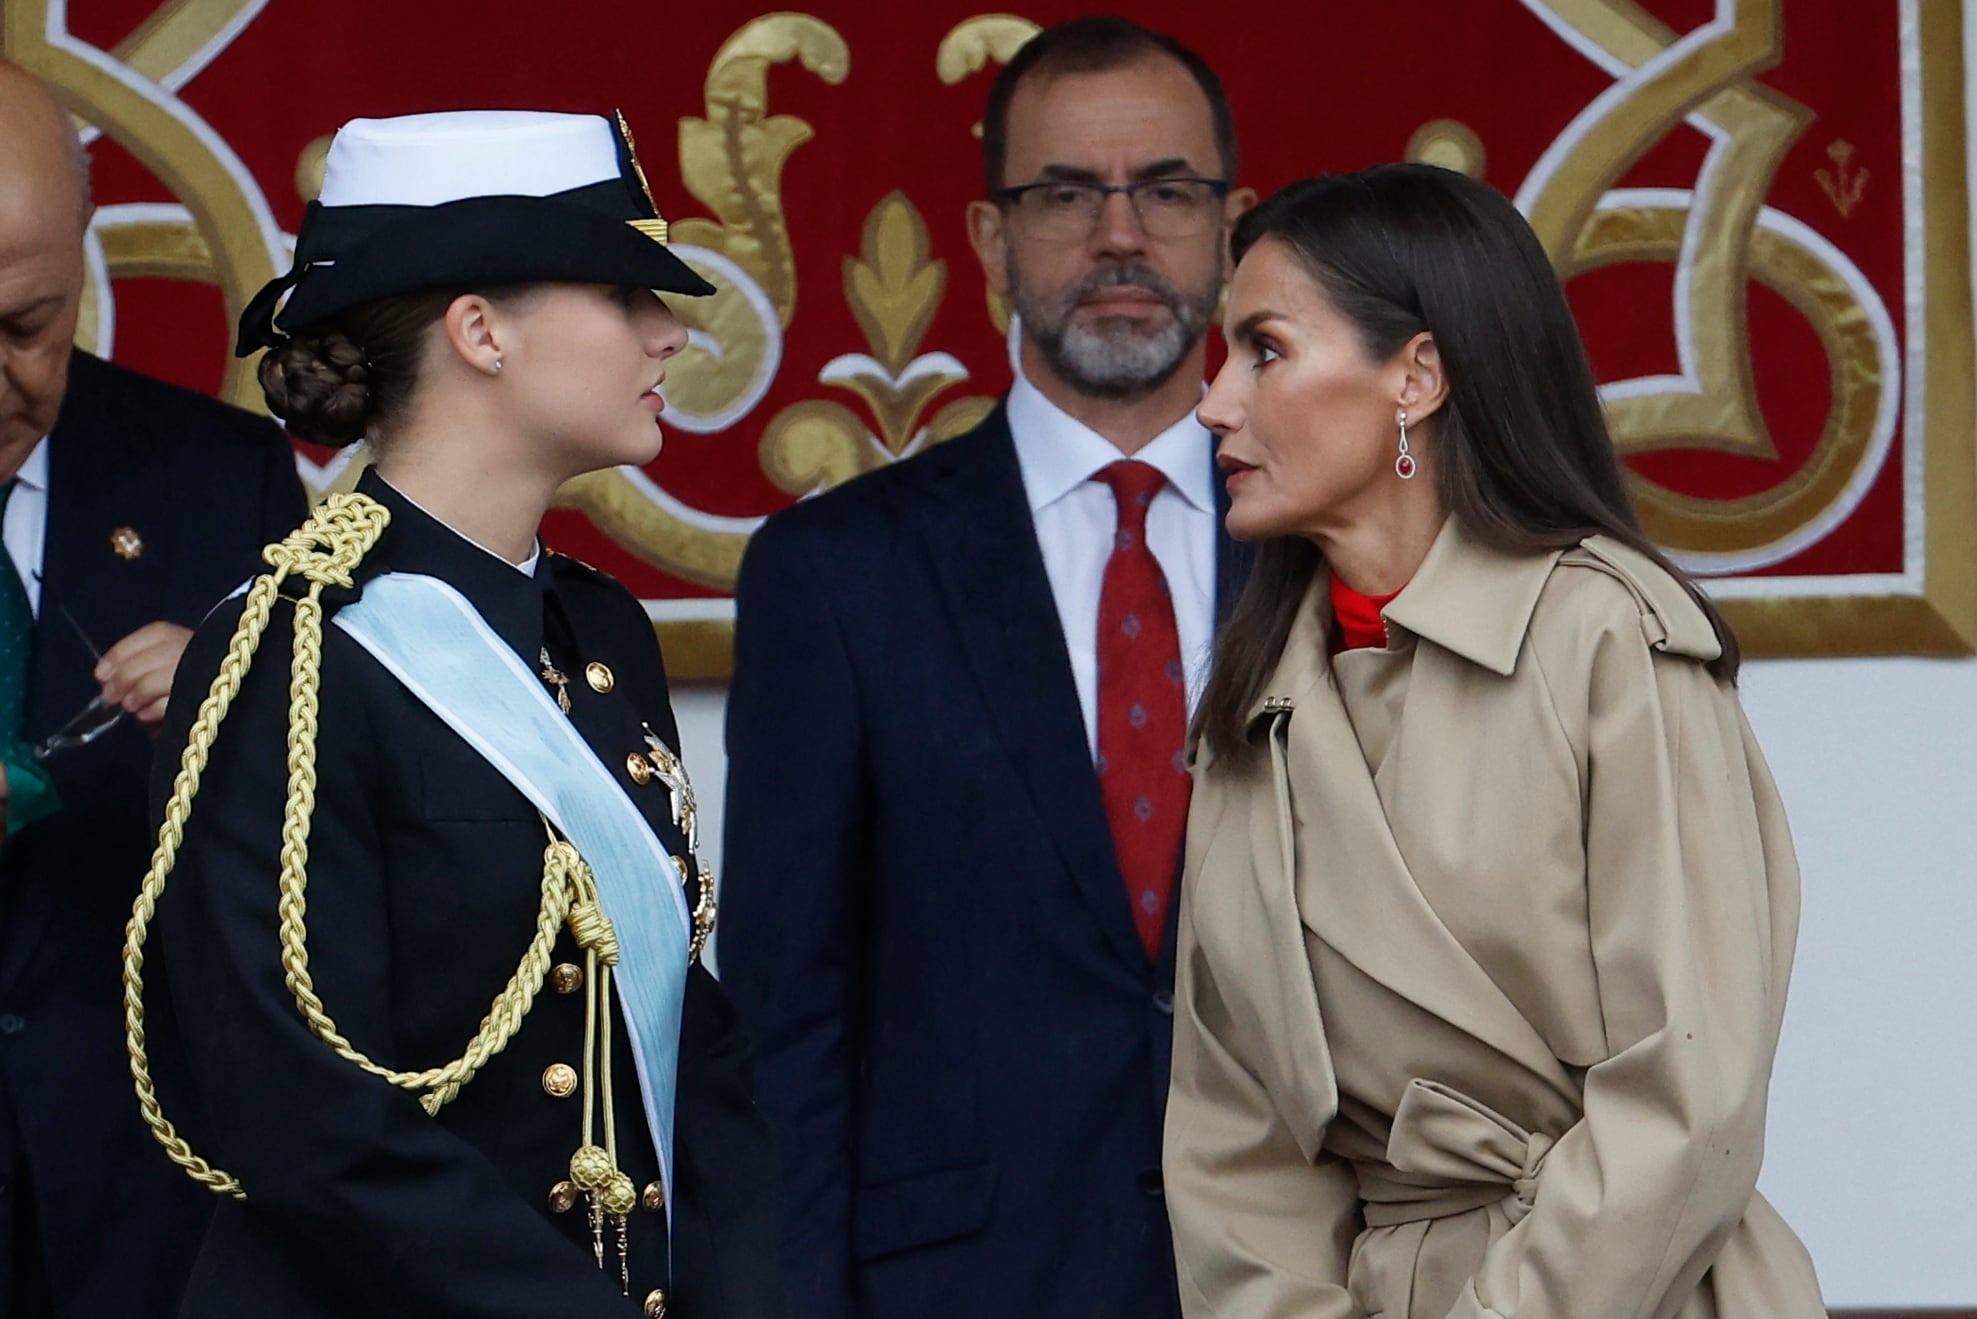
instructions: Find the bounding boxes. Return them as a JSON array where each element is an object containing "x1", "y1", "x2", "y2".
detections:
[
  {"x1": 1197, "y1": 164, "x2": 1741, "y2": 766},
  {"x1": 981, "y1": 16, "x2": 1238, "y2": 194},
  {"x1": 259, "y1": 288, "x2": 519, "y2": 447}
]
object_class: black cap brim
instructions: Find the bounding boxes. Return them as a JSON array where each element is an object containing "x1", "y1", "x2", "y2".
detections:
[{"x1": 237, "y1": 193, "x2": 715, "y2": 356}]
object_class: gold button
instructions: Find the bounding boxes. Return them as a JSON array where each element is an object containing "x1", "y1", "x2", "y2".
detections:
[
  {"x1": 643, "y1": 1288, "x2": 667, "y2": 1318},
  {"x1": 541, "y1": 1063, "x2": 578, "y2": 1098},
  {"x1": 548, "y1": 1180, "x2": 577, "y2": 1213},
  {"x1": 585, "y1": 662, "x2": 615, "y2": 693},
  {"x1": 641, "y1": 1180, "x2": 665, "y2": 1212},
  {"x1": 626, "y1": 753, "x2": 652, "y2": 785},
  {"x1": 550, "y1": 963, "x2": 584, "y2": 995}
]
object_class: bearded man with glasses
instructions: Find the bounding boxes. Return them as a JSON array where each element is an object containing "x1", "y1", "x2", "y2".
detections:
[{"x1": 722, "y1": 17, "x2": 1255, "y2": 1319}]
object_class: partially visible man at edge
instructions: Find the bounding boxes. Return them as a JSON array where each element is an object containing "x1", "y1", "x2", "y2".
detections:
[
  {"x1": 721, "y1": 18, "x2": 1255, "y2": 1319},
  {"x1": 0, "y1": 61, "x2": 307, "y2": 1319}
]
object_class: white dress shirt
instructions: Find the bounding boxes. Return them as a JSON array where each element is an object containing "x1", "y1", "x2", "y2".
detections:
[
  {"x1": 2, "y1": 438, "x2": 51, "y2": 617},
  {"x1": 1006, "y1": 373, "x2": 1218, "y2": 759}
]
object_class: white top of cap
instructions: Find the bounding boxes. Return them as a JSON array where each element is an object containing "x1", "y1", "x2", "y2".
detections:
[{"x1": 316, "y1": 111, "x2": 620, "y2": 209}]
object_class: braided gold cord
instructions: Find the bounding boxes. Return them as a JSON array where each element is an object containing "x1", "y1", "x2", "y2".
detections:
[
  {"x1": 124, "y1": 495, "x2": 391, "y2": 1199},
  {"x1": 287, "y1": 842, "x2": 587, "y2": 1111},
  {"x1": 123, "y1": 572, "x2": 289, "y2": 1198},
  {"x1": 122, "y1": 494, "x2": 619, "y2": 1201}
]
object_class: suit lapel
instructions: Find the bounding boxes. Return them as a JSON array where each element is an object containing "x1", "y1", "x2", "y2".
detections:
[
  {"x1": 31, "y1": 360, "x2": 169, "y2": 742},
  {"x1": 915, "y1": 413, "x2": 1149, "y2": 971}
]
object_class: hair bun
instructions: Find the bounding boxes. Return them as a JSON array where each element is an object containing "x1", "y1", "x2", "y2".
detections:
[{"x1": 258, "y1": 329, "x2": 374, "y2": 446}]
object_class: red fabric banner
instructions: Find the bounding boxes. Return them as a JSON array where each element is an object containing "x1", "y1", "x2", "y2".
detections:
[{"x1": 12, "y1": 0, "x2": 1969, "y2": 668}]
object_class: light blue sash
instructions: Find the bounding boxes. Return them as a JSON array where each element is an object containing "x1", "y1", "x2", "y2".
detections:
[{"x1": 332, "y1": 571, "x2": 690, "y2": 1216}]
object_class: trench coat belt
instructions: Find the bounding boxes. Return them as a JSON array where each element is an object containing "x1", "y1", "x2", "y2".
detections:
[{"x1": 1352, "y1": 1078, "x2": 1560, "y2": 1230}]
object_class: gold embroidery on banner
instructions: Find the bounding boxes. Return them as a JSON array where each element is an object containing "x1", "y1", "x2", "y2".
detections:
[
  {"x1": 294, "y1": 136, "x2": 331, "y2": 204},
  {"x1": 1519, "y1": 0, "x2": 1895, "y2": 567},
  {"x1": 555, "y1": 15, "x2": 850, "y2": 590},
  {"x1": 759, "y1": 192, "x2": 992, "y2": 496},
  {"x1": 937, "y1": 14, "x2": 1042, "y2": 139},
  {"x1": 9, "y1": 0, "x2": 283, "y2": 412},
  {"x1": 95, "y1": 220, "x2": 214, "y2": 279},
  {"x1": 1574, "y1": 204, "x2": 1883, "y2": 553},
  {"x1": 1815, "y1": 139, "x2": 1869, "y2": 217},
  {"x1": 1405, "y1": 119, "x2": 1487, "y2": 177},
  {"x1": 110, "y1": 0, "x2": 258, "y2": 84},
  {"x1": 846, "y1": 193, "x2": 949, "y2": 383},
  {"x1": 938, "y1": 16, "x2": 1040, "y2": 332},
  {"x1": 673, "y1": 14, "x2": 850, "y2": 326}
]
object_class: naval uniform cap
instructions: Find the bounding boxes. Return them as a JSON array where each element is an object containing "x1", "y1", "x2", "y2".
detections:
[
  {"x1": 317, "y1": 111, "x2": 627, "y2": 208},
  {"x1": 236, "y1": 108, "x2": 714, "y2": 356}
]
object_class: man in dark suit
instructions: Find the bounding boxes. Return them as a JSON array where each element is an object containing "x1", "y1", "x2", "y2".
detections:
[
  {"x1": 720, "y1": 19, "x2": 1254, "y2": 1319},
  {"x1": 0, "y1": 61, "x2": 307, "y2": 1317}
]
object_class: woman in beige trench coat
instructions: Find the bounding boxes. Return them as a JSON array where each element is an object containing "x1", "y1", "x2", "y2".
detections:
[{"x1": 1164, "y1": 165, "x2": 1825, "y2": 1319}]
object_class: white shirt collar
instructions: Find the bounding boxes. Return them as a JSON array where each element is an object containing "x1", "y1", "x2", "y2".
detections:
[
  {"x1": 1006, "y1": 371, "x2": 1216, "y2": 516},
  {"x1": 12, "y1": 438, "x2": 50, "y2": 492}
]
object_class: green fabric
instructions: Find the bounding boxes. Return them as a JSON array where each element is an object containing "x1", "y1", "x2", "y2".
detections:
[
  {"x1": 0, "y1": 480, "x2": 60, "y2": 837},
  {"x1": 0, "y1": 741, "x2": 59, "y2": 834}
]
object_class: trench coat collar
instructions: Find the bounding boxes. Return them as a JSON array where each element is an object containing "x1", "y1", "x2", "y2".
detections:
[
  {"x1": 1242, "y1": 518, "x2": 1556, "y2": 725},
  {"x1": 1381, "y1": 518, "x2": 1560, "y2": 679},
  {"x1": 1380, "y1": 518, "x2": 1720, "y2": 676}
]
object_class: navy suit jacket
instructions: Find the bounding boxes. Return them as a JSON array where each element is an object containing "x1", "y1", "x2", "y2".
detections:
[
  {"x1": 0, "y1": 350, "x2": 307, "y2": 1317},
  {"x1": 721, "y1": 403, "x2": 1250, "y2": 1319}
]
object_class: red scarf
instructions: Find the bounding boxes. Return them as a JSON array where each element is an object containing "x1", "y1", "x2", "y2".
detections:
[{"x1": 1329, "y1": 573, "x2": 1403, "y2": 652}]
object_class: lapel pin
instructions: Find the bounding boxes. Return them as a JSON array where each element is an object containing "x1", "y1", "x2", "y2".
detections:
[{"x1": 110, "y1": 526, "x2": 144, "y2": 560}]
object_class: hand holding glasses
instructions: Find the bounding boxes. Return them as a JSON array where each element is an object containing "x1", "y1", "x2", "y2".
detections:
[{"x1": 32, "y1": 602, "x2": 129, "y2": 761}]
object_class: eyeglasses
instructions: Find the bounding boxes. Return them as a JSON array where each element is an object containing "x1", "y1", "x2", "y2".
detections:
[
  {"x1": 995, "y1": 177, "x2": 1232, "y2": 243},
  {"x1": 34, "y1": 694, "x2": 124, "y2": 761},
  {"x1": 30, "y1": 598, "x2": 129, "y2": 761}
]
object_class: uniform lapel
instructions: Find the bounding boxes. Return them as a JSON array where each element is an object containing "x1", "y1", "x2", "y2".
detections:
[{"x1": 916, "y1": 412, "x2": 1150, "y2": 971}]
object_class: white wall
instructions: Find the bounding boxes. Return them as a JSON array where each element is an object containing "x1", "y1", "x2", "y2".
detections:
[{"x1": 1739, "y1": 660, "x2": 1977, "y2": 1306}]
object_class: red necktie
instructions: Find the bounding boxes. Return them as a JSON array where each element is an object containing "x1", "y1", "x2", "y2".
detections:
[{"x1": 1093, "y1": 461, "x2": 1190, "y2": 960}]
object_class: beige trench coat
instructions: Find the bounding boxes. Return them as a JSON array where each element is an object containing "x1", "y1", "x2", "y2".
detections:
[{"x1": 1164, "y1": 519, "x2": 1824, "y2": 1319}]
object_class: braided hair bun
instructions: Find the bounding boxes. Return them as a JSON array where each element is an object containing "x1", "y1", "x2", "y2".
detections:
[{"x1": 257, "y1": 330, "x2": 374, "y2": 447}]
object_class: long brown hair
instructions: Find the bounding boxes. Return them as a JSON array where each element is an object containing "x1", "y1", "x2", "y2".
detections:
[{"x1": 1196, "y1": 165, "x2": 1739, "y2": 768}]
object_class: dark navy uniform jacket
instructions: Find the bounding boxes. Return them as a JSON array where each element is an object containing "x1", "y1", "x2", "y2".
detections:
[{"x1": 152, "y1": 468, "x2": 784, "y2": 1319}]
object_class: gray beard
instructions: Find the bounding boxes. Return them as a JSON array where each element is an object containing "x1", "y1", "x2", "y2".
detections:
[{"x1": 1009, "y1": 256, "x2": 1219, "y2": 402}]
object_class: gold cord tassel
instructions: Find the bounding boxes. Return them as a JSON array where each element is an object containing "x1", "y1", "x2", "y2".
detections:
[{"x1": 566, "y1": 873, "x2": 637, "y2": 1291}]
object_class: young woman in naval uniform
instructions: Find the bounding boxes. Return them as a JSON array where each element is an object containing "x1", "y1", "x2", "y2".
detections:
[{"x1": 126, "y1": 110, "x2": 783, "y2": 1319}]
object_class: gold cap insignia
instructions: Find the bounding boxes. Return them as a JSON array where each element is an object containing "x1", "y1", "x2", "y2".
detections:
[{"x1": 614, "y1": 109, "x2": 671, "y2": 247}]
